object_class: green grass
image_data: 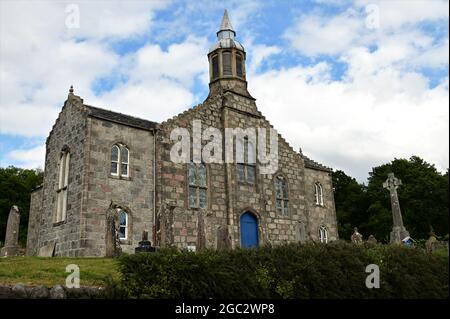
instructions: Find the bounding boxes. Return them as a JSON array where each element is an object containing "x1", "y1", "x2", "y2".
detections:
[{"x1": 0, "y1": 257, "x2": 120, "y2": 287}]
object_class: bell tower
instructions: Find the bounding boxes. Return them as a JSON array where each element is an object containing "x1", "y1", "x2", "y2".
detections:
[{"x1": 208, "y1": 10, "x2": 253, "y2": 98}]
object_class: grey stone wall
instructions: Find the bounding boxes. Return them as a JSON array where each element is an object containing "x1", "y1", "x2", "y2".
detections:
[
  {"x1": 303, "y1": 168, "x2": 339, "y2": 242},
  {"x1": 27, "y1": 89, "x2": 337, "y2": 257},
  {"x1": 25, "y1": 186, "x2": 43, "y2": 256},
  {"x1": 36, "y1": 94, "x2": 87, "y2": 256},
  {"x1": 156, "y1": 91, "x2": 337, "y2": 250},
  {"x1": 82, "y1": 116, "x2": 155, "y2": 255}
]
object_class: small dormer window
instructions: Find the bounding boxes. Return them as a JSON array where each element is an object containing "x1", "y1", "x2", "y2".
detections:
[{"x1": 223, "y1": 51, "x2": 232, "y2": 75}]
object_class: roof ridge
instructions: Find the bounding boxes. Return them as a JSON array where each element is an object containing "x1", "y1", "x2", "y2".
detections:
[{"x1": 83, "y1": 104, "x2": 158, "y2": 125}]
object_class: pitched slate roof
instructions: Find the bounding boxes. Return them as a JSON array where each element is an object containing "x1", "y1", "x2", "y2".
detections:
[
  {"x1": 84, "y1": 104, "x2": 158, "y2": 131},
  {"x1": 301, "y1": 153, "x2": 332, "y2": 172}
]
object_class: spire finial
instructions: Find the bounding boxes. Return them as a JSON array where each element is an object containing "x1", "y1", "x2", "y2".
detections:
[
  {"x1": 69, "y1": 85, "x2": 74, "y2": 94},
  {"x1": 220, "y1": 9, "x2": 234, "y2": 32}
]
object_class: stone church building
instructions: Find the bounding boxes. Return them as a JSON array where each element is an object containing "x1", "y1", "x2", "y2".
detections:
[{"x1": 26, "y1": 11, "x2": 338, "y2": 257}]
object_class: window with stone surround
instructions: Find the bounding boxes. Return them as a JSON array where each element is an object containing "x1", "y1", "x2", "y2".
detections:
[
  {"x1": 275, "y1": 175, "x2": 289, "y2": 216},
  {"x1": 223, "y1": 51, "x2": 232, "y2": 75},
  {"x1": 188, "y1": 162, "x2": 207, "y2": 209},
  {"x1": 55, "y1": 149, "x2": 70, "y2": 223},
  {"x1": 236, "y1": 53, "x2": 243, "y2": 77},
  {"x1": 111, "y1": 144, "x2": 129, "y2": 178},
  {"x1": 236, "y1": 137, "x2": 256, "y2": 185},
  {"x1": 314, "y1": 182, "x2": 324, "y2": 206},
  {"x1": 319, "y1": 226, "x2": 328, "y2": 243},
  {"x1": 118, "y1": 209, "x2": 128, "y2": 240}
]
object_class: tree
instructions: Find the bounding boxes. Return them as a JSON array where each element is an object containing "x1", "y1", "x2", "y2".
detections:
[
  {"x1": 332, "y1": 170, "x2": 369, "y2": 240},
  {"x1": 366, "y1": 156, "x2": 449, "y2": 240},
  {"x1": 0, "y1": 166, "x2": 43, "y2": 246},
  {"x1": 333, "y1": 156, "x2": 449, "y2": 242}
]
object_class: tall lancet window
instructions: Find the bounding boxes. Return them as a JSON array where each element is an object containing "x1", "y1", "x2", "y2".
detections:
[
  {"x1": 236, "y1": 137, "x2": 256, "y2": 185},
  {"x1": 56, "y1": 148, "x2": 70, "y2": 223},
  {"x1": 212, "y1": 55, "x2": 219, "y2": 79},
  {"x1": 275, "y1": 176, "x2": 289, "y2": 216},
  {"x1": 236, "y1": 53, "x2": 243, "y2": 77},
  {"x1": 319, "y1": 226, "x2": 328, "y2": 243},
  {"x1": 111, "y1": 144, "x2": 129, "y2": 178},
  {"x1": 223, "y1": 51, "x2": 232, "y2": 75},
  {"x1": 188, "y1": 163, "x2": 207, "y2": 209},
  {"x1": 314, "y1": 182, "x2": 324, "y2": 206}
]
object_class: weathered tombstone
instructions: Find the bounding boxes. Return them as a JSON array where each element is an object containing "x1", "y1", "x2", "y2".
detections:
[
  {"x1": 425, "y1": 227, "x2": 438, "y2": 254},
  {"x1": 216, "y1": 226, "x2": 232, "y2": 250},
  {"x1": 296, "y1": 221, "x2": 307, "y2": 243},
  {"x1": 1, "y1": 206, "x2": 21, "y2": 257},
  {"x1": 383, "y1": 173, "x2": 410, "y2": 244},
  {"x1": 367, "y1": 235, "x2": 377, "y2": 245},
  {"x1": 351, "y1": 227, "x2": 363, "y2": 244},
  {"x1": 135, "y1": 230, "x2": 155, "y2": 253},
  {"x1": 38, "y1": 242, "x2": 56, "y2": 257},
  {"x1": 105, "y1": 205, "x2": 121, "y2": 257}
]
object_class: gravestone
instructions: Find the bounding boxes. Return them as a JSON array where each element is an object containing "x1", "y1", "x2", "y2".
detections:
[
  {"x1": 383, "y1": 173, "x2": 410, "y2": 243},
  {"x1": 425, "y1": 227, "x2": 438, "y2": 254},
  {"x1": 351, "y1": 227, "x2": 363, "y2": 244},
  {"x1": 296, "y1": 221, "x2": 307, "y2": 243},
  {"x1": 1, "y1": 206, "x2": 21, "y2": 257},
  {"x1": 135, "y1": 230, "x2": 155, "y2": 253},
  {"x1": 38, "y1": 242, "x2": 56, "y2": 257},
  {"x1": 216, "y1": 226, "x2": 232, "y2": 250},
  {"x1": 367, "y1": 235, "x2": 377, "y2": 244},
  {"x1": 105, "y1": 205, "x2": 121, "y2": 257}
]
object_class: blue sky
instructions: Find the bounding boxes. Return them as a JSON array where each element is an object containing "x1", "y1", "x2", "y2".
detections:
[{"x1": 0, "y1": 0, "x2": 448, "y2": 182}]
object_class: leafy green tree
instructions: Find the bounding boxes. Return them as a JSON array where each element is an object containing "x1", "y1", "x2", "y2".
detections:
[
  {"x1": 0, "y1": 166, "x2": 43, "y2": 246},
  {"x1": 332, "y1": 170, "x2": 369, "y2": 240},
  {"x1": 333, "y1": 156, "x2": 448, "y2": 242},
  {"x1": 365, "y1": 156, "x2": 449, "y2": 240}
]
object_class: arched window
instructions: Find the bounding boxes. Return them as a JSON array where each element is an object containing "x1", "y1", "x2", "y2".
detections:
[
  {"x1": 212, "y1": 55, "x2": 219, "y2": 79},
  {"x1": 314, "y1": 182, "x2": 323, "y2": 206},
  {"x1": 117, "y1": 209, "x2": 128, "y2": 240},
  {"x1": 236, "y1": 53, "x2": 243, "y2": 77},
  {"x1": 111, "y1": 144, "x2": 129, "y2": 177},
  {"x1": 275, "y1": 175, "x2": 289, "y2": 216},
  {"x1": 222, "y1": 51, "x2": 232, "y2": 75},
  {"x1": 188, "y1": 163, "x2": 207, "y2": 208},
  {"x1": 56, "y1": 149, "x2": 70, "y2": 223},
  {"x1": 236, "y1": 137, "x2": 256, "y2": 185},
  {"x1": 319, "y1": 226, "x2": 328, "y2": 243}
]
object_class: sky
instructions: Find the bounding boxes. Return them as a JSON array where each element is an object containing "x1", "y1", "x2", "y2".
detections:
[{"x1": 0, "y1": 0, "x2": 448, "y2": 183}]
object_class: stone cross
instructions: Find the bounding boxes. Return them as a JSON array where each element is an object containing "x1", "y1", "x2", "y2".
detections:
[
  {"x1": 1, "y1": 206, "x2": 21, "y2": 257},
  {"x1": 383, "y1": 173, "x2": 410, "y2": 243}
]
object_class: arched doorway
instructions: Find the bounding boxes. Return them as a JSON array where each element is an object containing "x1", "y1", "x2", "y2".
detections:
[{"x1": 240, "y1": 212, "x2": 259, "y2": 248}]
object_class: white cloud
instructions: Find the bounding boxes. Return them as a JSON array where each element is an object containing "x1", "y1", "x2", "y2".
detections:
[
  {"x1": 274, "y1": 0, "x2": 449, "y2": 180},
  {"x1": 7, "y1": 145, "x2": 45, "y2": 169},
  {"x1": 247, "y1": 44, "x2": 281, "y2": 74},
  {"x1": 0, "y1": 0, "x2": 448, "y2": 183},
  {"x1": 284, "y1": 9, "x2": 367, "y2": 57},
  {"x1": 249, "y1": 55, "x2": 448, "y2": 182},
  {"x1": 355, "y1": 0, "x2": 449, "y2": 29},
  {"x1": 0, "y1": 1, "x2": 206, "y2": 136}
]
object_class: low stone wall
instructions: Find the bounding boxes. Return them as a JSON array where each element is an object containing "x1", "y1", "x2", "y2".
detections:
[{"x1": 0, "y1": 284, "x2": 107, "y2": 299}]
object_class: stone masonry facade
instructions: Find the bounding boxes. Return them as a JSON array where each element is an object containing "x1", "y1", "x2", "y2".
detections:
[{"x1": 26, "y1": 12, "x2": 338, "y2": 256}]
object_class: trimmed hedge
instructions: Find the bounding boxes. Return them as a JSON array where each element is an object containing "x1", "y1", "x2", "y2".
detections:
[{"x1": 117, "y1": 242, "x2": 448, "y2": 299}]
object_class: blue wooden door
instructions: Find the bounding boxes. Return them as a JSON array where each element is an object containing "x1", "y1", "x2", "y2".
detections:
[{"x1": 240, "y1": 212, "x2": 258, "y2": 248}]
